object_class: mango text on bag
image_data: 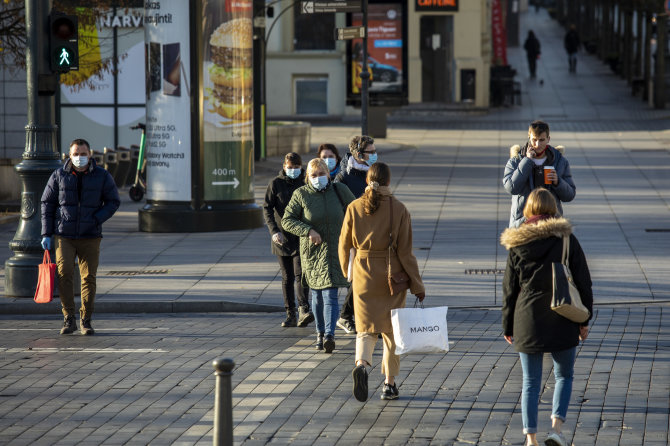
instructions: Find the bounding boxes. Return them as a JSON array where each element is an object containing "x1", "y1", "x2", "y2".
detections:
[{"x1": 410, "y1": 325, "x2": 441, "y2": 333}]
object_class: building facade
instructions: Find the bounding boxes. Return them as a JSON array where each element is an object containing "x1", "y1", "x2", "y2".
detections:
[{"x1": 265, "y1": 0, "x2": 492, "y2": 117}]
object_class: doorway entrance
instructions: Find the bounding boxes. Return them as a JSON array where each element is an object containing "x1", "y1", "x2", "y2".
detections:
[{"x1": 420, "y1": 16, "x2": 454, "y2": 103}]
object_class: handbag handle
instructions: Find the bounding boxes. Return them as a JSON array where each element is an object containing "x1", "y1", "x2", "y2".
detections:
[
  {"x1": 43, "y1": 250, "x2": 52, "y2": 265},
  {"x1": 562, "y1": 236, "x2": 570, "y2": 268},
  {"x1": 412, "y1": 297, "x2": 424, "y2": 308},
  {"x1": 387, "y1": 198, "x2": 394, "y2": 275}
]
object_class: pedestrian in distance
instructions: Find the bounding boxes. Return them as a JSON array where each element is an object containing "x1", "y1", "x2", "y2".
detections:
[
  {"x1": 282, "y1": 158, "x2": 355, "y2": 353},
  {"x1": 41, "y1": 139, "x2": 120, "y2": 335},
  {"x1": 503, "y1": 120, "x2": 576, "y2": 228},
  {"x1": 339, "y1": 162, "x2": 425, "y2": 402},
  {"x1": 263, "y1": 152, "x2": 314, "y2": 328},
  {"x1": 333, "y1": 135, "x2": 378, "y2": 334},
  {"x1": 564, "y1": 24, "x2": 580, "y2": 73},
  {"x1": 523, "y1": 30, "x2": 541, "y2": 78},
  {"x1": 500, "y1": 188, "x2": 593, "y2": 446},
  {"x1": 318, "y1": 143, "x2": 342, "y2": 178}
]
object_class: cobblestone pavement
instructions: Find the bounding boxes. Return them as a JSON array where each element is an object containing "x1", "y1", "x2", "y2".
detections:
[{"x1": 0, "y1": 306, "x2": 667, "y2": 446}]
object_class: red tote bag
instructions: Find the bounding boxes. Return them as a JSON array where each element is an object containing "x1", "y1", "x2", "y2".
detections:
[{"x1": 34, "y1": 250, "x2": 56, "y2": 303}]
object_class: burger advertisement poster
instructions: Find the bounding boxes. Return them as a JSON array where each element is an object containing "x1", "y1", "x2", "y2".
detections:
[
  {"x1": 144, "y1": 0, "x2": 192, "y2": 202},
  {"x1": 202, "y1": 0, "x2": 255, "y2": 202}
]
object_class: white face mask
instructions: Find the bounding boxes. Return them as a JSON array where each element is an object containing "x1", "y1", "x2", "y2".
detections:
[
  {"x1": 310, "y1": 175, "x2": 328, "y2": 190},
  {"x1": 324, "y1": 158, "x2": 337, "y2": 171},
  {"x1": 71, "y1": 155, "x2": 89, "y2": 168}
]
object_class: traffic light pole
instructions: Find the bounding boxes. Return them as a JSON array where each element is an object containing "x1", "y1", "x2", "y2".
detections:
[
  {"x1": 360, "y1": 0, "x2": 369, "y2": 136},
  {"x1": 5, "y1": 0, "x2": 63, "y2": 297}
]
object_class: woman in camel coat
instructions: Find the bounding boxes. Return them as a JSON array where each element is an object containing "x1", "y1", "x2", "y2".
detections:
[{"x1": 338, "y1": 162, "x2": 425, "y2": 402}]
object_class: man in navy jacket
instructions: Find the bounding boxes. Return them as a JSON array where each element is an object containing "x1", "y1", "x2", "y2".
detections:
[{"x1": 41, "y1": 139, "x2": 120, "y2": 335}]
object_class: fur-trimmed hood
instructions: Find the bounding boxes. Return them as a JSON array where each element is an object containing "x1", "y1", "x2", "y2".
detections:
[
  {"x1": 500, "y1": 217, "x2": 572, "y2": 250},
  {"x1": 510, "y1": 143, "x2": 565, "y2": 159}
]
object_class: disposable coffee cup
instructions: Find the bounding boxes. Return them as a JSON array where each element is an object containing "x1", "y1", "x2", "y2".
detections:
[{"x1": 543, "y1": 166, "x2": 555, "y2": 185}]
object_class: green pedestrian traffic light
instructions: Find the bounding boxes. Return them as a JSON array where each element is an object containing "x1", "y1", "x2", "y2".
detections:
[{"x1": 49, "y1": 13, "x2": 78, "y2": 74}]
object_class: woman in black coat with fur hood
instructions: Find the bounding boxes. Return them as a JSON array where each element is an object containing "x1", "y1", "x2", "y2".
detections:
[{"x1": 500, "y1": 188, "x2": 593, "y2": 446}]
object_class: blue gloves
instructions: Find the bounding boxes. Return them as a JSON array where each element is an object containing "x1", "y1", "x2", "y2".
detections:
[{"x1": 41, "y1": 236, "x2": 52, "y2": 251}]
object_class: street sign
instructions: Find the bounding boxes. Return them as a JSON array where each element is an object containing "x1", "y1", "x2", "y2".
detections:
[
  {"x1": 301, "y1": 1, "x2": 362, "y2": 14},
  {"x1": 335, "y1": 26, "x2": 365, "y2": 41}
]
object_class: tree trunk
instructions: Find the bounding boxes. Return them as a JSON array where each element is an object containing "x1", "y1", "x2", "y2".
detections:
[
  {"x1": 635, "y1": 5, "x2": 643, "y2": 78},
  {"x1": 643, "y1": 7, "x2": 652, "y2": 101},
  {"x1": 653, "y1": 2, "x2": 666, "y2": 108},
  {"x1": 623, "y1": 1, "x2": 633, "y2": 82}
]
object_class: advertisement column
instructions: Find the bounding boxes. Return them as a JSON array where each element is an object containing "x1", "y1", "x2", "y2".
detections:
[
  {"x1": 144, "y1": 1, "x2": 192, "y2": 202},
  {"x1": 202, "y1": 0, "x2": 254, "y2": 202}
]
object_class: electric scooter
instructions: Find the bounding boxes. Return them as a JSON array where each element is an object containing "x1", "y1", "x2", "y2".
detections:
[{"x1": 129, "y1": 123, "x2": 146, "y2": 202}]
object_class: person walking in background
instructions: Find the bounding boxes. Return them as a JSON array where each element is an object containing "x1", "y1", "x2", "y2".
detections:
[
  {"x1": 282, "y1": 158, "x2": 355, "y2": 353},
  {"x1": 500, "y1": 189, "x2": 593, "y2": 446},
  {"x1": 333, "y1": 135, "x2": 378, "y2": 334},
  {"x1": 41, "y1": 139, "x2": 120, "y2": 335},
  {"x1": 524, "y1": 30, "x2": 541, "y2": 78},
  {"x1": 503, "y1": 120, "x2": 576, "y2": 228},
  {"x1": 339, "y1": 162, "x2": 425, "y2": 402},
  {"x1": 564, "y1": 24, "x2": 580, "y2": 73},
  {"x1": 318, "y1": 143, "x2": 342, "y2": 178},
  {"x1": 263, "y1": 152, "x2": 314, "y2": 328}
]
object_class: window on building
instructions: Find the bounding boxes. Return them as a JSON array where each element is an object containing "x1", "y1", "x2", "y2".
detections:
[
  {"x1": 295, "y1": 78, "x2": 328, "y2": 114},
  {"x1": 293, "y1": 11, "x2": 335, "y2": 50}
]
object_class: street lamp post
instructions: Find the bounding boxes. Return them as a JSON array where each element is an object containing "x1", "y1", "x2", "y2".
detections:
[{"x1": 5, "y1": 0, "x2": 63, "y2": 297}]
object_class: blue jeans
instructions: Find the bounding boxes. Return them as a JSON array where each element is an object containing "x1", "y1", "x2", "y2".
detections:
[
  {"x1": 518, "y1": 347, "x2": 576, "y2": 434},
  {"x1": 311, "y1": 288, "x2": 339, "y2": 337}
]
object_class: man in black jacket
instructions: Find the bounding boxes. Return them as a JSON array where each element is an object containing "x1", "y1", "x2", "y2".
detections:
[
  {"x1": 41, "y1": 139, "x2": 120, "y2": 335},
  {"x1": 333, "y1": 135, "x2": 377, "y2": 334}
]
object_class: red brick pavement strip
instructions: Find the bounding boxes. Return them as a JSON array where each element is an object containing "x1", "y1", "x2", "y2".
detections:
[{"x1": 0, "y1": 307, "x2": 667, "y2": 445}]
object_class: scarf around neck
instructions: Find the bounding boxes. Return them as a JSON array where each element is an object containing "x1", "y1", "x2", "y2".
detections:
[{"x1": 348, "y1": 156, "x2": 370, "y2": 173}]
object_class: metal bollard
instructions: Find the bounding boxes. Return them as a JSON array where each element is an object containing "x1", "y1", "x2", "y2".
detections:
[{"x1": 212, "y1": 358, "x2": 235, "y2": 446}]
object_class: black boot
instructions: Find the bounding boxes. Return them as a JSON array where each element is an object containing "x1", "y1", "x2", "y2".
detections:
[
  {"x1": 316, "y1": 332, "x2": 324, "y2": 350},
  {"x1": 324, "y1": 335, "x2": 335, "y2": 353},
  {"x1": 60, "y1": 315, "x2": 75, "y2": 335},
  {"x1": 297, "y1": 306, "x2": 314, "y2": 327},
  {"x1": 281, "y1": 309, "x2": 297, "y2": 327}
]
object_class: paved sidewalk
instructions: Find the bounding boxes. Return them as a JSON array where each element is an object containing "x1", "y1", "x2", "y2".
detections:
[{"x1": 0, "y1": 306, "x2": 667, "y2": 445}]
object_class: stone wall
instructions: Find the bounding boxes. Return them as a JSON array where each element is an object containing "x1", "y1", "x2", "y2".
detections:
[{"x1": 265, "y1": 122, "x2": 311, "y2": 157}]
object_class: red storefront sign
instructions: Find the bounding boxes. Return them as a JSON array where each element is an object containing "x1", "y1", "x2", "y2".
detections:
[{"x1": 491, "y1": 0, "x2": 507, "y2": 65}]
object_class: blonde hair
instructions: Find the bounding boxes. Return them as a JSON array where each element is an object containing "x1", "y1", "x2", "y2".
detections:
[
  {"x1": 523, "y1": 188, "x2": 558, "y2": 219},
  {"x1": 305, "y1": 158, "x2": 329, "y2": 183}
]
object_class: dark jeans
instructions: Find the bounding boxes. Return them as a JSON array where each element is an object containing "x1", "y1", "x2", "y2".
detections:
[
  {"x1": 339, "y1": 285, "x2": 355, "y2": 321},
  {"x1": 527, "y1": 56, "x2": 537, "y2": 77},
  {"x1": 277, "y1": 255, "x2": 309, "y2": 310}
]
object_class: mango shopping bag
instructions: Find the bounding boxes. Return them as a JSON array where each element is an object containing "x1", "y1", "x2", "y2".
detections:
[{"x1": 391, "y1": 303, "x2": 449, "y2": 355}]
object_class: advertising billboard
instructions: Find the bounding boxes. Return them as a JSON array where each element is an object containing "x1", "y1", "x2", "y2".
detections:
[
  {"x1": 347, "y1": 0, "x2": 407, "y2": 106},
  {"x1": 201, "y1": 0, "x2": 255, "y2": 202},
  {"x1": 144, "y1": 0, "x2": 192, "y2": 202}
]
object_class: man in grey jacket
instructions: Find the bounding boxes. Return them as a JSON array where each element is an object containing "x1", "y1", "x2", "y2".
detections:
[{"x1": 503, "y1": 121, "x2": 576, "y2": 228}]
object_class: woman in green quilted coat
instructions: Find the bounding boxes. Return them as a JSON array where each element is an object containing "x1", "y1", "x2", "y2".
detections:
[{"x1": 282, "y1": 158, "x2": 355, "y2": 353}]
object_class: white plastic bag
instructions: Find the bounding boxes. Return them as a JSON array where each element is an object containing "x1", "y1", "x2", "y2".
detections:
[{"x1": 391, "y1": 305, "x2": 449, "y2": 355}]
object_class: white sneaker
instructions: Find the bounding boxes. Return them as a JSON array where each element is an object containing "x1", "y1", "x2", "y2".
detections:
[{"x1": 544, "y1": 431, "x2": 568, "y2": 446}]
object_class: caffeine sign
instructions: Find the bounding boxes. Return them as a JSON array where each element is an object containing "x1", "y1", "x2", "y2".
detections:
[{"x1": 415, "y1": 0, "x2": 457, "y2": 12}]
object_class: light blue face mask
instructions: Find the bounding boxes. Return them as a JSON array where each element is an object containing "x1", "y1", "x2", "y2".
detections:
[
  {"x1": 310, "y1": 175, "x2": 329, "y2": 190},
  {"x1": 285, "y1": 168, "x2": 301, "y2": 179},
  {"x1": 324, "y1": 158, "x2": 337, "y2": 171},
  {"x1": 365, "y1": 153, "x2": 378, "y2": 166}
]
